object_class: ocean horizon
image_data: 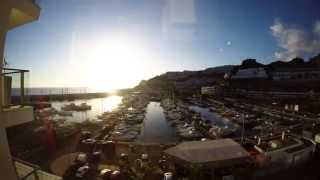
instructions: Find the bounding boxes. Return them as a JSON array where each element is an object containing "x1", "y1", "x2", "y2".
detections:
[{"x1": 11, "y1": 87, "x2": 105, "y2": 96}]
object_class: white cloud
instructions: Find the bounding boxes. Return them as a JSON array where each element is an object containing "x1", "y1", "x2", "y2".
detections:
[
  {"x1": 218, "y1": 48, "x2": 224, "y2": 52},
  {"x1": 270, "y1": 19, "x2": 320, "y2": 61},
  {"x1": 314, "y1": 21, "x2": 320, "y2": 35},
  {"x1": 227, "y1": 41, "x2": 232, "y2": 46},
  {"x1": 274, "y1": 52, "x2": 284, "y2": 59}
]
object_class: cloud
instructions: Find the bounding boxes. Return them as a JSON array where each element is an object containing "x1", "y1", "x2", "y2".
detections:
[
  {"x1": 227, "y1": 41, "x2": 232, "y2": 46},
  {"x1": 270, "y1": 19, "x2": 320, "y2": 61},
  {"x1": 314, "y1": 21, "x2": 320, "y2": 35}
]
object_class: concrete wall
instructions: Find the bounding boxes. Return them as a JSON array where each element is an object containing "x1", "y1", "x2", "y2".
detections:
[
  {"x1": 255, "y1": 143, "x2": 315, "y2": 177},
  {"x1": 0, "y1": 1, "x2": 19, "y2": 179},
  {"x1": 3, "y1": 106, "x2": 34, "y2": 128},
  {"x1": 1, "y1": 0, "x2": 40, "y2": 179},
  {"x1": 286, "y1": 145, "x2": 314, "y2": 167}
]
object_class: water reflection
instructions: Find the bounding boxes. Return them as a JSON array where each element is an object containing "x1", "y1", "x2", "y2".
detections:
[
  {"x1": 190, "y1": 106, "x2": 236, "y2": 128},
  {"x1": 100, "y1": 96, "x2": 123, "y2": 112},
  {"x1": 51, "y1": 95, "x2": 122, "y2": 122},
  {"x1": 137, "y1": 102, "x2": 177, "y2": 143}
]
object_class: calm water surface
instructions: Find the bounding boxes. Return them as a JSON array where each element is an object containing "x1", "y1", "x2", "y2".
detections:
[
  {"x1": 189, "y1": 106, "x2": 236, "y2": 128},
  {"x1": 51, "y1": 95, "x2": 122, "y2": 122},
  {"x1": 137, "y1": 102, "x2": 177, "y2": 144},
  {"x1": 52, "y1": 99, "x2": 177, "y2": 143}
]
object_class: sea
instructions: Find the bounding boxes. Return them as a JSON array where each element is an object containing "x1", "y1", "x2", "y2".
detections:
[{"x1": 11, "y1": 87, "x2": 102, "y2": 96}]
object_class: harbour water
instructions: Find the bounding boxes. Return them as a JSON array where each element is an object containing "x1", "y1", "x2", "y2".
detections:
[
  {"x1": 51, "y1": 95, "x2": 122, "y2": 122},
  {"x1": 50, "y1": 97, "x2": 177, "y2": 143},
  {"x1": 137, "y1": 102, "x2": 177, "y2": 143},
  {"x1": 190, "y1": 105, "x2": 237, "y2": 128}
]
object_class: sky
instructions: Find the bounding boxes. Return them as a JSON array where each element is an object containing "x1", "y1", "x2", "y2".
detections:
[{"x1": 5, "y1": 0, "x2": 320, "y2": 90}]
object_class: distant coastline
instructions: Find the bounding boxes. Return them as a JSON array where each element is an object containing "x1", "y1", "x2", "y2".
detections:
[
  {"x1": 11, "y1": 87, "x2": 131, "y2": 96},
  {"x1": 12, "y1": 87, "x2": 92, "y2": 96},
  {"x1": 10, "y1": 87, "x2": 131, "y2": 102}
]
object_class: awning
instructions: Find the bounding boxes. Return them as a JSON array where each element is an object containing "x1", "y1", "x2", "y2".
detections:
[{"x1": 164, "y1": 139, "x2": 250, "y2": 168}]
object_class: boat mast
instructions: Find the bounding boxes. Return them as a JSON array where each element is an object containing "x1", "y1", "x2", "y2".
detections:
[{"x1": 241, "y1": 113, "x2": 245, "y2": 143}]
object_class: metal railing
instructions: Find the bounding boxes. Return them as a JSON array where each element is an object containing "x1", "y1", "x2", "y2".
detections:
[
  {"x1": 13, "y1": 157, "x2": 62, "y2": 180},
  {"x1": 2, "y1": 68, "x2": 29, "y2": 106},
  {"x1": 13, "y1": 157, "x2": 40, "y2": 180}
]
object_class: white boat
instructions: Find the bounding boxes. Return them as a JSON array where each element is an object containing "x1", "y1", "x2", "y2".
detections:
[
  {"x1": 58, "y1": 110, "x2": 73, "y2": 116},
  {"x1": 61, "y1": 103, "x2": 77, "y2": 111},
  {"x1": 61, "y1": 102, "x2": 91, "y2": 111},
  {"x1": 77, "y1": 103, "x2": 92, "y2": 111}
]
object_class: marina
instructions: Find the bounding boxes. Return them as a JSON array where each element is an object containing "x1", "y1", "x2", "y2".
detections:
[
  {"x1": 2, "y1": 0, "x2": 320, "y2": 179},
  {"x1": 137, "y1": 102, "x2": 178, "y2": 143},
  {"x1": 49, "y1": 96, "x2": 123, "y2": 122}
]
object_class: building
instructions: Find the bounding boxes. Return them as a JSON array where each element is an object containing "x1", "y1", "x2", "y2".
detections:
[
  {"x1": 201, "y1": 85, "x2": 222, "y2": 96},
  {"x1": 164, "y1": 139, "x2": 251, "y2": 179},
  {"x1": 302, "y1": 123, "x2": 320, "y2": 152},
  {"x1": 232, "y1": 67, "x2": 268, "y2": 80},
  {"x1": 272, "y1": 68, "x2": 320, "y2": 81},
  {"x1": 1, "y1": 1, "x2": 61, "y2": 179},
  {"x1": 251, "y1": 134, "x2": 315, "y2": 176},
  {"x1": 201, "y1": 86, "x2": 216, "y2": 95}
]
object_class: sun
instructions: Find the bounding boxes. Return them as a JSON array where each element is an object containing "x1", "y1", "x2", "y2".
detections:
[{"x1": 84, "y1": 36, "x2": 148, "y2": 92}]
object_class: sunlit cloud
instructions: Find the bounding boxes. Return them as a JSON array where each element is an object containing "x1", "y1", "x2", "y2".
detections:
[{"x1": 270, "y1": 19, "x2": 320, "y2": 61}]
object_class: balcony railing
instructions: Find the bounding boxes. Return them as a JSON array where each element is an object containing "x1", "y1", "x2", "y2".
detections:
[
  {"x1": 2, "y1": 68, "x2": 29, "y2": 106},
  {"x1": 1, "y1": 68, "x2": 35, "y2": 127},
  {"x1": 13, "y1": 158, "x2": 62, "y2": 180}
]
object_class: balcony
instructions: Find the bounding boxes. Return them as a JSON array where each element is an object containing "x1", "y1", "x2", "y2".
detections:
[
  {"x1": 2, "y1": 68, "x2": 34, "y2": 128},
  {"x1": 3, "y1": 106, "x2": 34, "y2": 128},
  {"x1": 8, "y1": 0, "x2": 41, "y2": 30},
  {"x1": 13, "y1": 158, "x2": 62, "y2": 180}
]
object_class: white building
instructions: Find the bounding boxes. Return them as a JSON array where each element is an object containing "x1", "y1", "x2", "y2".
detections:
[
  {"x1": 201, "y1": 86, "x2": 221, "y2": 95},
  {"x1": 272, "y1": 68, "x2": 320, "y2": 81},
  {"x1": 0, "y1": 1, "x2": 61, "y2": 180},
  {"x1": 232, "y1": 67, "x2": 268, "y2": 79}
]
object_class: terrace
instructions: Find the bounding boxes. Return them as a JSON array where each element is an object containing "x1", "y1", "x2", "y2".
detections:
[
  {"x1": 253, "y1": 134, "x2": 303, "y2": 153},
  {"x1": 1, "y1": 68, "x2": 34, "y2": 128},
  {"x1": 1, "y1": 67, "x2": 62, "y2": 179}
]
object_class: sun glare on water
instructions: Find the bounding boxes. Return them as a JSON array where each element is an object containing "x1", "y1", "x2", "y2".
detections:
[
  {"x1": 82, "y1": 36, "x2": 149, "y2": 92},
  {"x1": 102, "y1": 95, "x2": 123, "y2": 112}
]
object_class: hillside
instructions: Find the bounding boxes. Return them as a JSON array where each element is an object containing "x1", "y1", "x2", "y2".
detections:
[
  {"x1": 136, "y1": 54, "x2": 320, "y2": 94},
  {"x1": 136, "y1": 65, "x2": 234, "y2": 93}
]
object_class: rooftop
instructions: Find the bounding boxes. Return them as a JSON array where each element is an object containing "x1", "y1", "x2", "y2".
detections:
[{"x1": 165, "y1": 139, "x2": 250, "y2": 168}]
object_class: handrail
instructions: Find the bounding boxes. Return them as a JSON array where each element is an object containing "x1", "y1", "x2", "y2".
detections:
[
  {"x1": 3, "y1": 68, "x2": 29, "y2": 71},
  {"x1": 2, "y1": 68, "x2": 28, "y2": 105},
  {"x1": 2, "y1": 68, "x2": 29, "y2": 75},
  {"x1": 13, "y1": 157, "x2": 41, "y2": 169},
  {"x1": 13, "y1": 157, "x2": 63, "y2": 180},
  {"x1": 12, "y1": 157, "x2": 40, "y2": 180}
]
